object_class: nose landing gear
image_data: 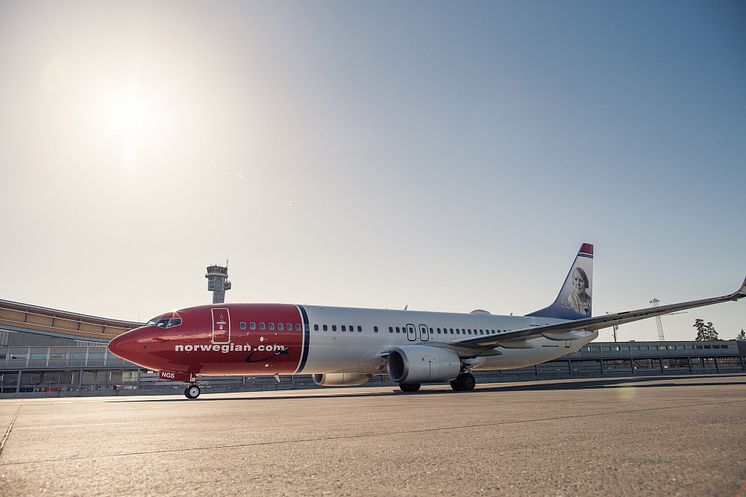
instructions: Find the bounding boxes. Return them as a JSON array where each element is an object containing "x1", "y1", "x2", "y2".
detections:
[{"x1": 184, "y1": 384, "x2": 201, "y2": 399}]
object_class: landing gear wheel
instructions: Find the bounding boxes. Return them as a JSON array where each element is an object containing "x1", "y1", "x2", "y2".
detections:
[
  {"x1": 184, "y1": 384, "x2": 201, "y2": 399},
  {"x1": 450, "y1": 373, "x2": 476, "y2": 392},
  {"x1": 399, "y1": 383, "x2": 421, "y2": 393}
]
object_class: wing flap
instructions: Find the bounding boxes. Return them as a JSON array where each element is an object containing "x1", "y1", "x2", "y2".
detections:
[
  {"x1": 542, "y1": 331, "x2": 585, "y2": 341},
  {"x1": 494, "y1": 339, "x2": 536, "y2": 349}
]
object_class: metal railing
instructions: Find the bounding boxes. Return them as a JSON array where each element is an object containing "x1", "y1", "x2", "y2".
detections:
[{"x1": 0, "y1": 346, "x2": 134, "y2": 369}]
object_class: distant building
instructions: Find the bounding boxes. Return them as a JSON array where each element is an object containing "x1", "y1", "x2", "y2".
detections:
[{"x1": 0, "y1": 299, "x2": 142, "y2": 394}]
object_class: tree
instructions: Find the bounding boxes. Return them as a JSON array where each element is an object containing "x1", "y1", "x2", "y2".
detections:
[
  {"x1": 693, "y1": 318, "x2": 718, "y2": 341},
  {"x1": 737, "y1": 329, "x2": 746, "y2": 340}
]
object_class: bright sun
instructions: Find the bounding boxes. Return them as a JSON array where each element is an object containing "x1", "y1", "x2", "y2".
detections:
[
  {"x1": 108, "y1": 91, "x2": 154, "y2": 141},
  {"x1": 96, "y1": 82, "x2": 168, "y2": 165}
]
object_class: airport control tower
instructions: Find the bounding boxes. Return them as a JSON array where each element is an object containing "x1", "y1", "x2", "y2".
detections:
[{"x1": 205, "y1": 263, "x2": 231, "y2": 304}]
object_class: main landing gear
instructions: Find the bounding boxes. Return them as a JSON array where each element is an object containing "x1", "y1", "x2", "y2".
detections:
[
  {"x1": 399, "y1": 383, "x2": 421, "y2": 393},
  {"x1": 398, "y1": 373, "x2": 476, "y2": 393},
  {"x1": 450, "y1": 372, "x2": 476, "y2": 392},
  {"x1": 184, "y1": 384, "x2": 201, "y2": 399}
]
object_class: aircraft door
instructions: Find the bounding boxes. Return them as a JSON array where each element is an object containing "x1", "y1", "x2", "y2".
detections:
[
  {"x1": 419, "y1": 324, "x2": 429, "y2": 341},
  {"x1": 211, "y1": 308, "x2": 231, "y2": 344},
  {"x1": 406, "y1": 324, "x2": 417, "y2": 341}
]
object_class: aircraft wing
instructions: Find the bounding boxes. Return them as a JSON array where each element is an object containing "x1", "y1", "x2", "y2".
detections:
[{"x1": 453, "y1": 276, "x2": 746, "y2": 349}]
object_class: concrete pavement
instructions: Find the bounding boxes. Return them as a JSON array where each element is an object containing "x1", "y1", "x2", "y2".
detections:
[{"x1": 1, "y1": 375, "x2": 745, "y2": 497}]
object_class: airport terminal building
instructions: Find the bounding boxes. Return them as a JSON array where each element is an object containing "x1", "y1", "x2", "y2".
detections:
[{"x1": 1, "y1": 298, "x2": 745, "y2": 396}]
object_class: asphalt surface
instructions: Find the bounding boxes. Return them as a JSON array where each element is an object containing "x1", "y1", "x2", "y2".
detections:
[{"x1": 1, "y1": 375, "x2": 745, "y2": 497}]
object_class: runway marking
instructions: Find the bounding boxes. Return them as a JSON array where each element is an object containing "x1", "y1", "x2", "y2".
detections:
[
  {"x1": 0, "y1": 401, "x2": 22, "y2": 457},
  {"x1": 14, "y1": 420, "x2": 153, "y2": 431},
  {"x1": 1, "y1": 397, "x2": 744, "y2": 467}
]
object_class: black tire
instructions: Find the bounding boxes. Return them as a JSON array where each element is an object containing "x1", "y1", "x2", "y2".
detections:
[
  {"x1": 399, "y1": 383, "x2": 421, "y2": 393},
  {"x1": 461, "y1": 372, "x2": 476, "y2": 391},
  {"x1": 185, "y1": 384, "x2": 201, "y2": 399},
  {"x1": 450, "y1": 373, "x2": 476, "y2": 392}
]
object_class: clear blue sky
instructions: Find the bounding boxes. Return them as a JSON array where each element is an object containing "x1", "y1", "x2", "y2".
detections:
[{"x1": 0, "y1": 1, "x2": 744, "y2": 341}]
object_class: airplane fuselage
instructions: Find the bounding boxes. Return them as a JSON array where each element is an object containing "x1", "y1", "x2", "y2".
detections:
[{"x1": 109, "y1": 303, "x2": 597, "y2": 379}]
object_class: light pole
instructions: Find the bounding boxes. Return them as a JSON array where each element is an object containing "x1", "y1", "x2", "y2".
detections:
[{"x1": 650, "y1": 298, "x2": 665, "y2": 341}]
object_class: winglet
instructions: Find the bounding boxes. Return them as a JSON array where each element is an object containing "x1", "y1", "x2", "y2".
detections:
[{"x1": 738, "y1": 276, "x2": 746, "y2": 297}]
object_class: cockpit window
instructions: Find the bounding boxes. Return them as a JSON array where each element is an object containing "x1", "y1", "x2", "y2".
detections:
[{"x1": 147, "y1": 316, "x2": 182, "y2": 328}]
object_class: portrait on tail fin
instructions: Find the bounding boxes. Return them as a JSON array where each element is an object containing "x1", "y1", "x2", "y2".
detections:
[{"x1": 563, "y1": 267, "x2": 591, "y2": 315}]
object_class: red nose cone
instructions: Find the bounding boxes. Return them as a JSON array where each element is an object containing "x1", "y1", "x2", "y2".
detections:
[{"x1": 108, "y1": 329, "x2": 140, "y2": 362}]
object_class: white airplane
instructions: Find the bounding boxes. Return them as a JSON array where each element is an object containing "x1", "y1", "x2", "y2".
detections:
[{"x1": 108, "y1": 244, "x2": 746, "y2": 398}]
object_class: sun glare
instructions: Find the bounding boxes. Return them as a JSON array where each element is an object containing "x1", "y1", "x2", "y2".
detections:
[
  {"x1": 109, "y1": 91, "x2": 154, "y2": 140},
  {"x1": 96, "y1": 81, "x2": 169, "y2": 166}
]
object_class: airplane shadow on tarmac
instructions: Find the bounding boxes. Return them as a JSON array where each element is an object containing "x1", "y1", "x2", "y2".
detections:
[{"x1": 111, "y1": 374, "x2": 746, "y2": 403}]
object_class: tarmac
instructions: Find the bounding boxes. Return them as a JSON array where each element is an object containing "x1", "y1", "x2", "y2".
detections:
[{"x1": 0, "y1": 375, "x2": 745, "y2": 497}]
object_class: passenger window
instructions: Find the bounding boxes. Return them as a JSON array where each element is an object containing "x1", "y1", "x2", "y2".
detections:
[
  {"x1": 341, "y1": 325, "x2": 346, "y2": 332},
  {"x1": 278, "y1": 323, "x2": 284, "y2": 331},
  {"x1": 268, "y1": 323, "x2": 275, "y2": 331},
  {"x1": 250, "y1": 322, "x2": 256, "y2": 330},
  {"x1": 296, "y1": 324, "x2": 301, "y2": 332},
  {"x1": 450, "y1": 328, "x2": 454, "y2": 334},
  {"x1": 396, "y1": 327, "x2": 400, "y2": 333},
  {"x1": 388, "y1": 327, "x2": 393, "y2": 333},
  {"x1": 314, "y1": 324, "x2": 319, "y2": 331},
  {"x1": 357, "y1": 326, "x2": 362, "y2": 332},
  {"x1": 286, "y1": 323, "x2": 292, "y2": 331},
  {"x1": 323, "y1": 324, "x2": 328, "y2": 331},
  {"x1": 332, "y1": 325, "x2": 337, "y2": 332},
  {"x1": 240, "y1": 322, "x2": 247, "y2": 330},
  {"x1": 374, "y1": 326, "x2": 379, "y2": 333},
  {"x1": 259, "y1": 322, "x2": 266, "y2": 330}
]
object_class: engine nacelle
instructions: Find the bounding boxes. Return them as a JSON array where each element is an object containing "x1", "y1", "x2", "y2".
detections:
[
  {"x1": 312, "y1": 373, "x2": 370, "y2": 387},
  {"x1": 387, "y1": 345, "x2": 461, "y2": 384}
]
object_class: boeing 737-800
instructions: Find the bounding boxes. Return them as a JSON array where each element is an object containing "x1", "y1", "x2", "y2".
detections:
[{"x1": 108, "y1": 244, "x2": 746, "y2": 398}]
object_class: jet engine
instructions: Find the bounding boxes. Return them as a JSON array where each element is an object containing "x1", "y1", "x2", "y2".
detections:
[
  {"x1": 312, "y1": 373, "x2": 370, "y2": 387},
  {"x1": 387, "y1": 345, "x2": 461, "y2": 384}
]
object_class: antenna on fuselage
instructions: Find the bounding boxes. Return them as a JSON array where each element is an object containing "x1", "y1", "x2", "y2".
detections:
[{"x1": 404, "y1": 305, "x2": 408, "y2": 310}]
